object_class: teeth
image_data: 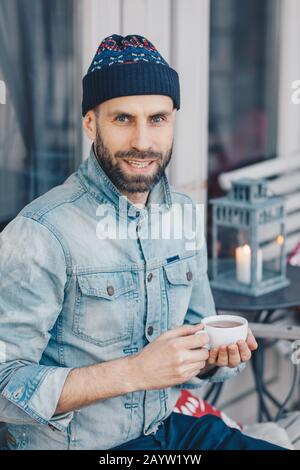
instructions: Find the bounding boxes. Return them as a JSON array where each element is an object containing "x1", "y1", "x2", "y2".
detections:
[{"x1": 126, "y1": 160, "x2": 152, "y2": 168}]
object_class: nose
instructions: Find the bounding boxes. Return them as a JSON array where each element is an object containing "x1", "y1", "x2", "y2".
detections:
[{"x1": 130, "y1": 123, "x2": 153, "y2": 152}]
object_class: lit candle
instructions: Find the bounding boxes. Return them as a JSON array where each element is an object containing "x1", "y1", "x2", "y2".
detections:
[{"x1": 236, "y1": 244, "x2": 262, "y2": 284}]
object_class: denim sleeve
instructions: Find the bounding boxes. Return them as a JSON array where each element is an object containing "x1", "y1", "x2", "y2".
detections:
[
  {"x1": 0, "y1": 216, "x2": 73, "y2": 431},
  {"x1": 175, "y1": 241, "x2": 246, "y2": 391}
]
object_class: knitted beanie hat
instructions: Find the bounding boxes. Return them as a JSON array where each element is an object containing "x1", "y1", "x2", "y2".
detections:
[{"x1": 82, "y1": 34, "x2": 180, "y2": 116}]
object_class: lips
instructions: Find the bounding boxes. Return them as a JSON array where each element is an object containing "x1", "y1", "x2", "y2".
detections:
[
  {"x1": 124, "y1": 159, "x2": 155, "y2": 166},
  {"x1": 122, "y1": 159, "x2": 157, "y2": 172}
]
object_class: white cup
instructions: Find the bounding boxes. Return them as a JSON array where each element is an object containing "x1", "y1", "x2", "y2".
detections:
[{"x1": 200, "y1": 315, "x2": 248, "y2": 349}]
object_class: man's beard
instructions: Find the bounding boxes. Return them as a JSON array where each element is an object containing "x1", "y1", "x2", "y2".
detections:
[{"x1": 93, "y1": 124, "x2": 173, "y2": 194}]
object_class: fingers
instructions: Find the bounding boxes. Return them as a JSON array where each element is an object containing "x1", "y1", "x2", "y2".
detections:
[
  {"x1": 227, "y1": 344, "x2": 241, "y2": 367},
  {"x1": 246, "y1": 328, "x2": 258, "y2": 351},
  {"x1": 208, "y1": 344, "x2": 241, "y2": 367},
  {"x1": 188, "y1": 363, "x2": 207, "y2": 377},
  {"x1": 216, "y1": 345, "x2": 229, "y2": 366},
  {"x1": 165, "y1": 323, "x2": 204, "y2": 339},
  {"x1": 207, "y1": 347, "x2": 218, "y2": 365},
  {"x1": 187, "y1": 348, "x2": 210, "y2": 365},
  {"x1": 237, "y1": 340, "x2": 252, "y2": 362},
  {"x1": 180, "y1": 330, "x2": 209, "y2": 350}
]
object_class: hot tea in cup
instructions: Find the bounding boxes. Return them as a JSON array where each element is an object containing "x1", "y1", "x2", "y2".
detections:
[{"x1": 200, "y1": 315, "x2": 248, "y2": 348}]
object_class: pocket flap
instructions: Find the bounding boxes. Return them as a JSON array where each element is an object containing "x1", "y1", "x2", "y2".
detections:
[
  {"x1": 163, "y1": 258, "x2": 199, "y2": 286},
  {"x1": 77, "y1": 272, "x2": 136, "y2": 299}
]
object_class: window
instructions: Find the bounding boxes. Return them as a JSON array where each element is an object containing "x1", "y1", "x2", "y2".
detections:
[
  {"x1": 0, "y1": 0, "x2": 81, "y2": 230},
  {"x1": 207, "y1": 0, "x2": 280, "y2": 253}
]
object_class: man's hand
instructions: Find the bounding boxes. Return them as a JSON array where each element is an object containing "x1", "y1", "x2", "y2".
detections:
[
  {"x1": 206, "y1": 328, "x2": 258, "y2": 368},
  {"x1": 130, "y1": 323, "x2": 210, "y2": 391}
]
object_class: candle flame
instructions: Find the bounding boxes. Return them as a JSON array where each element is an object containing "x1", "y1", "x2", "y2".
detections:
[
  {"x1": 242, "y1": 244, "x2": 251, "y2": 253},
  {"x1": 276, "y1": 235, "x2": 284, "y2": 246}
]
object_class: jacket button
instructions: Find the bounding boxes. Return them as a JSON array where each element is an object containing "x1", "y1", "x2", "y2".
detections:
[
  {"x1": 186, "y1": 271, "x2": 193, "y2": 281},
  {"x1": 13, "y1": 387, "x2": 23, "y2": 400},
  {"x1": 147, "y1": 326, "x2": 154, "y2": 336},
  {"x1": 147, "y1": 272, "x2": 153, "y2": 282},
  {"x1": 107, "y1": 285, "x2": 114, "y2": 296}
]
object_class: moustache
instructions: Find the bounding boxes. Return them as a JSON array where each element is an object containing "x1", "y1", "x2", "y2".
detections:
[{"x1": 116, "y1": 151, "x2": 162, "y2": 161}]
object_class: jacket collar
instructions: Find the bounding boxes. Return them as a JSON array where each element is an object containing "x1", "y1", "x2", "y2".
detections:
[{"x1": 77, "y1": 145, "x2": 173, "y2": 219}]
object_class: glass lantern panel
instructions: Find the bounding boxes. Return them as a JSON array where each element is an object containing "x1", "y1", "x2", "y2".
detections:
[
  {"x1": 258, "y1": 219, "x2": 285, "y2": 280},
  {"x1": 215, "y1": 225, "x2": 253, "y2": 283}
]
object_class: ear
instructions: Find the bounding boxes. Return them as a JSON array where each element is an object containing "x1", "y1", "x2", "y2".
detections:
[{"x1": 82, "y1": 110, "x2": 97, "y2": 141}]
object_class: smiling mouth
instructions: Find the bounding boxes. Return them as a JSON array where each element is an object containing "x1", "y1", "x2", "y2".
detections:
[
  {"x1": 120, "y1": 159, "x2": 156, "y2": 172},
  {"x1": 123, "y1": 159, "x2": 157, "y2": 169}
]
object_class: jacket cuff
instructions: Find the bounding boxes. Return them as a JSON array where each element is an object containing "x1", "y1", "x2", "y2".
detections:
[{"x1": 1, "y1": 365, "x2": 74, "y2": 431}]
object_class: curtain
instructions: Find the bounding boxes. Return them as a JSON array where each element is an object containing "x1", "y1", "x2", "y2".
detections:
[{"x1": 0, "y1": 0, "x2": 81, "y2": 228}]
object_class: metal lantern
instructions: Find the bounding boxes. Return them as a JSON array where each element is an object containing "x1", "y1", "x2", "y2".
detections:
[{"x1": 209, "y1": 178, "x2": 290, "y2": 296}]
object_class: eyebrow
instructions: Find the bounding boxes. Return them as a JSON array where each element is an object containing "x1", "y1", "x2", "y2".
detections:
[{"x1": 107, "y1": 109, "x2": 172, "y2": 118}]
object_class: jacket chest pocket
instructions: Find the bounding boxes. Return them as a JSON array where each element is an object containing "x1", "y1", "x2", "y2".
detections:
[
  {"x1": 73, "y1": 271, "x2": 137, "y2": 347},
  {"x1": 163, "y1": 257, "x2": 199, "y2": 329}
]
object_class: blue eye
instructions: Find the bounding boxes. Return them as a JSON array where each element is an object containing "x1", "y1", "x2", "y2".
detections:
[
  {"x1": 152, "y1": 115, "x2": 164, "y2": 123},
  {"x1": 115, "y1": 114, "x2": 165, "y2": 123},
  {"x1": 152, "y1": 114, "x2": 165, "y2": 124},
  {"x1": 116, "y1": 114, "x2": 129, "y2": 122}
]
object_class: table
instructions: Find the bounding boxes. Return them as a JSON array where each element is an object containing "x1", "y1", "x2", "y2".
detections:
[
  {"x1": 211, "y1": 265, "x2": 300, "y2": 313},
  {"x1": 206, "y1": 264, "x2": 300, "y2": 422}
]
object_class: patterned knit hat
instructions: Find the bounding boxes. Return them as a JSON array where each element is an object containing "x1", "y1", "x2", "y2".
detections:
[{"x1": 82, "y1": 34, "x2": 180, "y2": 116}]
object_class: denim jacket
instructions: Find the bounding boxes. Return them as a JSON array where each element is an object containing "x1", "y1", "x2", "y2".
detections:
[{"x1": 0, "y1": 146, "x2": 245, "y2": 450}]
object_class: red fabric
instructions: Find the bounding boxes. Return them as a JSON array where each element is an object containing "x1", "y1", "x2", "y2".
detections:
[
  {"x1": 288, "y1": 242, "x2": 300, "y2": 266},
  {"x1": 174, "y1": 390, "x2": 242, "y2": 430}
]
